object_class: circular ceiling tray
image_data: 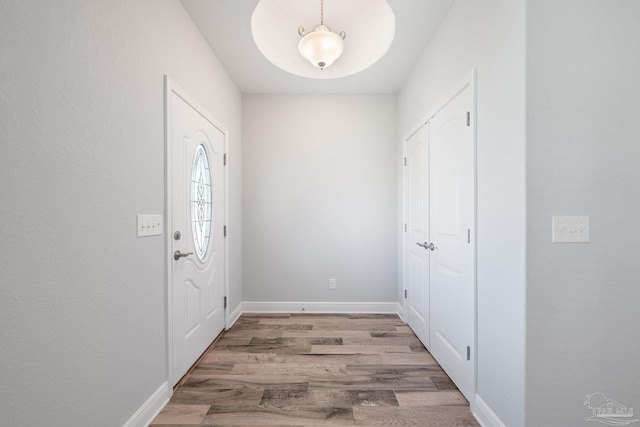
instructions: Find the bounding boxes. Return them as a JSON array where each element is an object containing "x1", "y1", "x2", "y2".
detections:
[{"x1": 252, "y1": 0, "x2": 395, "y2": 79}]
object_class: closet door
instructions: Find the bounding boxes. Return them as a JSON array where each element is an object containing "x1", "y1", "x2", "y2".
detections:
[
  {"x1": 428, "y1": 82, "x2": 475, "y2": 401},
  {"x1": 404, "y1": 123, "x2": 431, "y2": 348}
]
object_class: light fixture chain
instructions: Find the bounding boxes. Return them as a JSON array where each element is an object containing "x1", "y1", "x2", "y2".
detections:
[{"x1": 320, "y1": 0, "x2": 324, "y2": 25}]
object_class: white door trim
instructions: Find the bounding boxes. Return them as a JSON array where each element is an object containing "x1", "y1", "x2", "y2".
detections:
[
  {"x1": 164, "y1": 75, "x2": 229, "y2": 388},
  {"x1": 402, "y1": 68, "x2": 477, "y2": 400}
]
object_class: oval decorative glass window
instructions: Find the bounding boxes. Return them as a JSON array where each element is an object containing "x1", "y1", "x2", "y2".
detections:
[{"x1": 191, "y1": 144, "x2": 212, "y2": 261}]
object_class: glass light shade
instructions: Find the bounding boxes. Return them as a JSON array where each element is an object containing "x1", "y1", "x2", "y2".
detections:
[{"x1": 298, "y1": 25, "x2": 344, "y2": 69}]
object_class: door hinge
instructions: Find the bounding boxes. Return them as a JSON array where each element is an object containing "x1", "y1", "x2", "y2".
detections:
[
  {"x1": 467, "y1": 346, "x2": 471, "y2": 361},
  {"x1": 223, "y1": 153, "x2": 227, "y2": 166},
  {"x1": 404, "y1": 223, "x2": 407, "y2": 232},
  {"x1": 403, "y1": 157, "x2": 407, "y2": 166},
  {"x1": 223, "y1": 225, "x2": 227, "y2": 238},
  {"x1": 466, "y1": 112, "x2": 471, "y2": 127},
  {"x1": 224, "y1": 296, "x2": 228, "y2": 309},
  {"x1": 467, "y1": 228, "x2": 471, "y2": 244},
  {"x1": 404, "y1": 289, "x2": 407, "y2": 299}
]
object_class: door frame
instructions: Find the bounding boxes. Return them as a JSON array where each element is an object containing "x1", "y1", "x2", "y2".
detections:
[
  {"x1": 164, "y1": 76, "x2": 229, "y2": 388},
  {"x1": 402, "y1": 68, "x2": 477, "y2": 398}
]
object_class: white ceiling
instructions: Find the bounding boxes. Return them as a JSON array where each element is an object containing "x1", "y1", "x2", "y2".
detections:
[{"x1": 180, "y1": 0, "x2": 454, "y2": 94}]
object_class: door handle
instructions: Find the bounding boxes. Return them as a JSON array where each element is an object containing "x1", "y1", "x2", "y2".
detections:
[
  {"x1": 174, "y1": 250, "x2": 193, "y2": 261},
  {"x1": 416, "y1": 242, "x2": 435, "y2": 251}
]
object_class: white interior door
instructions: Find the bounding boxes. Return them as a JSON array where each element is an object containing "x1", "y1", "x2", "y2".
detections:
[
  {"x1": 428, "y1": 82, "x2": 475, "y2": 401},
  {"x1": 168, "y1": 81, "x2": 226, "y2": 386},
  {"x1": 404, "y1": 123, "x2": 431, "y2": 348}
]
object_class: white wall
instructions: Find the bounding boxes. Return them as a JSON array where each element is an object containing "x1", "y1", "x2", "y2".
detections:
[
  {"x1": 0, "y1": 1, "x2": 241, "y2": 425},
  {"x1": 242, "y1": 95, "x2": 397, "y2": 306},
  {"x1": 526, "y1": 1, "x2": 640, "y2": 425},
  {"x1": 397, "y1": 1, "x2": 526, "y2": 426}
]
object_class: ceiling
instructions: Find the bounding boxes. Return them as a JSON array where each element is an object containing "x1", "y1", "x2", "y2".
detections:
[{"x1": 180, "y1": 0, "x2": 454, "y2": 94}]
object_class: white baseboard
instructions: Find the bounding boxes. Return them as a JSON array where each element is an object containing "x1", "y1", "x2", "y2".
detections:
[
  {"x1": 472, "y1": 394, "x2": 506, "y2": 427},
  {"x1": 240, "y1": 301, "x2": 403, "y2": 315},
  {"x1": 122, "y1": 381, "x2": 170, "y2": 427},
  {"x1": 227, "y1": 302, "x2": 243, "y2": 329}
]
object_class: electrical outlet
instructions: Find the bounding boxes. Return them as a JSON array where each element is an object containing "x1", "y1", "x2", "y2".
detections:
[
  {"x1": 329, "y1": 279, "x2": 336, "y2": 290},
  {"x1": 552, "y1": 216, "x2": 589, "y2": 243},
  {"x1": 137, "y1": 214, "x2": 163, "y2": 237}
]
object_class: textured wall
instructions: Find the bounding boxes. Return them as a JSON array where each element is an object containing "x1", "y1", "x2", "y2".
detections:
[
  {"x1": 242, "y1": 95, "x2": 397, "y2": 304},
  {"x1": 0, "y1": 1, "x2": 241, "y2": 425},
  {"x1": 526, "y1": 1, "x2": 640, "y2": 425},
  {"x1": 398, "y1": 1, "x2": 526, "y2": 426}
]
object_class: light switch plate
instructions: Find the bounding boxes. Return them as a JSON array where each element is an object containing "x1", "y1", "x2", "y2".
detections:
[
  {"x1": 552, "y1": 216, "x2": 589, "y2": 243},
  {"x1": 137, "y1": 214, "x2": 163, "y2": 237}
]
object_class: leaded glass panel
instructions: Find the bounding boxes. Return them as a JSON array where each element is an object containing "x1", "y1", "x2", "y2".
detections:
[{"x1": 191, "y1": 144, "x2": 212, "y2": 260}]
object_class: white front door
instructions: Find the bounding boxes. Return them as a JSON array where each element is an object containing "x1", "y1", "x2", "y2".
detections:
[
  {"x1": 428, "y1": 82, "x2": 475, "y2": 401},
  {"x1": 167, "y1": 80, "x2": 226, "y2": 386},
  {"x1": 404, "y1": 123, "x2": 431, "y2": 348}
]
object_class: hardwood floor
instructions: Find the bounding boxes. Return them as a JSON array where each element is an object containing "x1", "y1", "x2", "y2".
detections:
[{"x1": 150, "y1": 314, "x2": 479, "y2": 426}]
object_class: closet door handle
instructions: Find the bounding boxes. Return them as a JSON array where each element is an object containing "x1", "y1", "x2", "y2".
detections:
[{"x1": 416, "y1": 242, "x2": 435, "y2": 251}]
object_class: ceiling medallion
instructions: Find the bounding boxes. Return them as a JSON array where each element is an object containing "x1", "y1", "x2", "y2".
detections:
[{"x1": 251, "y1": 0, "x2": 395, "y2": 79}]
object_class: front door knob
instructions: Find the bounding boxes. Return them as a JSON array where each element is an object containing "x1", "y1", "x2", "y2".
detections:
[{"x1": 174, "y1": 250, "x2": 193, "y2": 261}]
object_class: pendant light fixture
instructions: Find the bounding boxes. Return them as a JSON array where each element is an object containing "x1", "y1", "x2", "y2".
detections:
[
  {"x1": 252, "y1": 0, "x2": 395, "y2": 79},
  {"x1": 297, "y1": 0, "x2": 346, "y2": 70}
]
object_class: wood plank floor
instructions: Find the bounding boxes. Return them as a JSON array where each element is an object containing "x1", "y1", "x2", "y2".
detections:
[{"x1": 150, "y1": 314, "x2": 479, "y2": 426}]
